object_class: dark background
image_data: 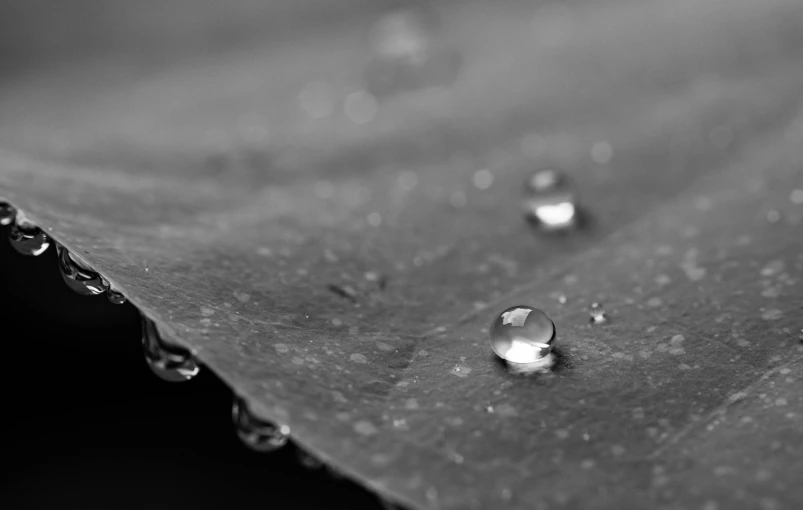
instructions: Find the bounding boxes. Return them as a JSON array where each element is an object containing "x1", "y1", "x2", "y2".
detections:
[{"x1": 0, "y1": 224, "x2": 386, "y2": 510}]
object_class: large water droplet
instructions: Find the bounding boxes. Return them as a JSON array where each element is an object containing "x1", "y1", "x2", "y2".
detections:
[
  {"x1": 57, "y1": 245, "x2": 108, "y2": 295},
  {"x1": 589, "y1": 302, "x2": 608, "y2": 324},
  {"x1": 142, "y1": 317, "x2": 199, "y2": 382},
  {"x1": 8, "y1": 213, "x2": 50, "y2": 256},
  {"x1": 232, "y1": 396, "x2": 290, "y2": 452},
  {"x1": 490, "y1": 306, "x2": 556, "y2": 363},
  {"x1": 0, "y1": 201, "x2": 16, "y2": 226},
  {"x1": 524, "y1": 169, "x2": 578, "y2": 231}
]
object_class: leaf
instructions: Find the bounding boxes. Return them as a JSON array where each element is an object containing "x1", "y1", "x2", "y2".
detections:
[{"x1": 2, "y1": 1, "x2": 803, "y2": 508}]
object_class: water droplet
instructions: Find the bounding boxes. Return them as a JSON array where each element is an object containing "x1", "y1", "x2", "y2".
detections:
[
  {"x1": 524, "y1": 169, "x2": 578, "y2": 231},
  {"x1": 9, "y1": 213, "x2": 50, "y2": 256},
  {"x1": 791, "y1": 189, "x2": 803, "y2": 205},
  {"x1": 107, "y1": 286, "x2": 127, "y2": 305},
  {"x1": 590, "y1": 141, "x2": 614, "y2": 164},
  {"x1": 141, "y1": 317, "x2": 199, "y2": 382},
  {"x1": 232, "y1": 396, "x2": 289, "y2": 452},
  {"x1": 0, "y1": 201, "x2": 16, "y2": 226},
  {"x1": 56, "y1": 245, "x2": 108, "y2": 295},
  {"x1": 297, "y1": 448, "x2": 323, "y2": 469},
  {"x1": 589, "y1": 302, "x2": 607, "y2": 324},
  {"x1": 490, "y1": 306, "x2": 556, "y2": 364}
]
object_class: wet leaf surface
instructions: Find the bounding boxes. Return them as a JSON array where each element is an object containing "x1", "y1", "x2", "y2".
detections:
[{"x1": 2, "y1": 1, "x2": 803, "y2": 508}]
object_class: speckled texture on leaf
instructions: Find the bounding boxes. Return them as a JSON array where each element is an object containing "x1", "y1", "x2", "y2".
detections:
[{"x1": 2, "y1": 1, "x2": 803, "y2": 508}]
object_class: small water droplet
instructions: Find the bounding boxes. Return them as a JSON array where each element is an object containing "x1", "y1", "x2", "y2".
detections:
[
  {"x1": 490, "y1": 306, "x2": 556, "y2": 364},
  {"x1": 791, "y1": 189, "x2": 803, "y2": 205},
  {"x1": 297, "y1": 448, "x2": 323, "y2": 469},
  {"x1": 57, "y1": 245, "x2": 108, "y2": 296},
  {"x1": 0, "y1": 201, "x2": 16, "y2": 226},
  {"x1": 232, "y1": 396, "x2": 289, "y2": 452},
  {"x1": 142, "y1": 317, "x2": 199, "y2": 382},
  {"x1": 107, "y1": 287, "x2": 127, "y2": 305},
  {"x1": 524, "y1": 170, "x2": 578, "y2": 231},
  {"x1": 472, "y1": 169, "x2": 494, "y2": 190},
  {"x1": 766, "y1": 210, "x2": 781, "y2": 223},
  {"x1": 8, "y1": 212, "x2": 50, "y2": 256},
  {"x1": 589, "y1": 302, "x2": 607, "y2": 324}
]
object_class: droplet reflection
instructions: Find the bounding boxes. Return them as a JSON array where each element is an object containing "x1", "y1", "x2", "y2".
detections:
[
  {"x1": 57, "y1": 245, "x2": 108, "y2": 295},
  {"x1": 141, "y1": 317, "x2": 199, "y2": 382},
  {"x1": 232, "y1": 396, "x2": 290, "y2": 452},
  {"x1": 0, "y1": 201, "x2": 16, "y2": 226},
  {"x1": 490, "y1": 306, "x2": 556, "y2": 364},
  {"x1": 9, "y1": 213, "x2": 50, "y2": 256}
]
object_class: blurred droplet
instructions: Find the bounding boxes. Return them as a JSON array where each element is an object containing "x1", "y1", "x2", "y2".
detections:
[
  {"x1": 232, "y1": 396, "x2": 289, "y2": 452},
  {"x1": 472, "y1": 169, "x2": 494, "y2": 190},
  {"x1": 0, "y1": 201, "x2": 16, "y2": 226},
  {"x1": 57, "y1": 245, "x2": 108, "y2": 296},
  {"x1": 791, "y1": 189, "x2": 803, "y2": 205},
  {"x1": 9, "y1": 212, "x2": 50, "y2": 256},
  {"x1": 449, "y1": 191, "x2": 467, "y2": 209},
  {"x1": 590, "y1": 142, "x2": 613, "y2": 164},
  {"x1": 298, "y1": 81, "x2": 335, "y2": 119},
  {"x1": 142, "y1": 317, "x2": 199, "y2": 382},
  {"x1": 589, "y1": 302, "x2": 608, "y2": 324},
  {"x1": 363, "y1": 8, "x2": 460, "y2": 98},
  {"x1": 344, "y1": 91, "x2": 378, "y2": 125},
  {"x1": 490, "y1": 306, "x2": 556, "y2": 364},
  {"x1": 526, "y1": 169, "x2": 562, "y2": 193}
]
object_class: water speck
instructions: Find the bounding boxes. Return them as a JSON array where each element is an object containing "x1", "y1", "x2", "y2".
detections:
[
  {"x1": 405, "y1": 399, "x2": 419, "y2": 410},
  {"x1": 791, "y1": 189, "x2": 803, "y2": 205},
  {"x1": 344, "y1": 90, "x2": 378, "y2": 125},
  {"x1": 298, "y1": 81, "x2": 335, "y2": 119},
  {"x1": 350, "y1": 353, "x2": 368, "y2": 364},
  {"x1": 232, "y1": 397, "x2": 289, "y2": 452},
  {"x1": 590, "y1": 141, "x2": 613, "y2": 164},
  {"x1": 354, "y1": 420, "x2": 378, "y2": 436},
  {"x1": 589, "y1": 302, "x2": 607, "y2": 324},
  {"x1": 142, "y1": 317, "x2": 199, "y2": 382},
  {"x1": 489, "y1": 306, "x2": 555, "y2": 364},
  {"x1": 761, "y1": 309, "x2": 782, "y2": 321},
  {"x1": 8, "y1": 212, "x2": 50, "y2": 256},
  {"x1": 472, "y1": 169, "x2": 494, "y2": 190},
  {"x1": 367, "y1": 212, "x2": 383, "y2": 227},
  {"x1": 450, "y1": 364, "x2": 472, "y2": 377}
]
